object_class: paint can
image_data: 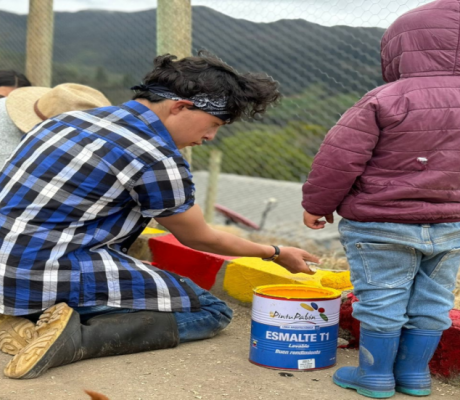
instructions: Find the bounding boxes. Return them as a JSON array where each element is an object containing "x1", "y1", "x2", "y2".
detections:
[{"x1": 249, "y1": 284, "x2": 341, "y2": 371}]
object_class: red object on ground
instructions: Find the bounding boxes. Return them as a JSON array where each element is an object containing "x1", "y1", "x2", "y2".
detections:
[
  {"x1": 339, "y1": 293, "x2": 360, "y2": 348},
  {"x1": 430, "y1": 309, "x2": 460, "y2": 378},
  {"x1": 215, "y1": 204, "x2": 260, "y2": 230},
  {"x1": 339, "y1": 295, "x2": 460, "y2": 378},
  {"x1": 148, "y1": 234, "x2": 236, "y2": 290}
]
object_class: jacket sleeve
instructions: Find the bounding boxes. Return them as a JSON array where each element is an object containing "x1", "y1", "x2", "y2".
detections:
[{"x1": 302, "y1": 94, "x2": 380, "y2": 215}]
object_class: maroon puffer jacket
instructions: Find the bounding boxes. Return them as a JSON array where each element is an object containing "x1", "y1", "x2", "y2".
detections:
[{"x1": 302, "y1": 0, "x2": 460, "y2": 223}]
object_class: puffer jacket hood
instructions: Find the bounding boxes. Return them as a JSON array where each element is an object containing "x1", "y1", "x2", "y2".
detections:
[{"x1": 382, "y1": 0, "x2": 460, "y2": 82}]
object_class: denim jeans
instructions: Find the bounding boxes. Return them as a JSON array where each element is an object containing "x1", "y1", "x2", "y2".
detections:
[
  {"x1": 339, "y1": 219, "x2": 460, "y2": 332},
  {"x1": 74, "y1": 277, "x2": 233, "y2": 343}
]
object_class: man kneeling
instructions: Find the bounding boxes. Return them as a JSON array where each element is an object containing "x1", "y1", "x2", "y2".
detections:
[{"x1": 0, "y1": 52, "x2": 318, "y2": 379}]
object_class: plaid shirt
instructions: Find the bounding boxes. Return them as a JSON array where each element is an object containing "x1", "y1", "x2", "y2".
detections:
[{"x1": 0, "y1": 101, "x2": 200, "y2": 316}]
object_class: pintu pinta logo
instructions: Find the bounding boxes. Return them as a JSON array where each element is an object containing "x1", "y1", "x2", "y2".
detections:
[{"x1": 269, "y1": 302, "x2": 328, "y2": 322}]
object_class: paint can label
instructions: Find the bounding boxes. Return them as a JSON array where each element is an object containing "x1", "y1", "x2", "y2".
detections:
[{"x1": 249, "y1": 291, "x2": 340, "y2": 370}]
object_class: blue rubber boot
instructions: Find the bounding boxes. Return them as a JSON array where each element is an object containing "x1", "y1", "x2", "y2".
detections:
[
  {"x1": 394, "y1": 329, "x2": 442, "y2": 396},
  {"x1": 333, "y1": 328, "x2": 400, "y2": 398}
]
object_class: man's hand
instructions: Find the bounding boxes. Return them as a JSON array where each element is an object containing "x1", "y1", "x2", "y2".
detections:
[
  {"x1": 274, "y1": 247, "x2": 320, "y2": 275},
  {"x1": 303, "y1": 211, "x2": 334, "y2": 230}
]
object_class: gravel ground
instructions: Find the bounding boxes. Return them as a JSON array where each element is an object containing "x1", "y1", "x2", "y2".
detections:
[{"x1": 0, "y1": 300, "x2": 458, "y2": 400}]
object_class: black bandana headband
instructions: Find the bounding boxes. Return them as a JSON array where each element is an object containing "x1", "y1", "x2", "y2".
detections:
[{"x1": 131, "y1": 83, "x2": 232, "y2": 123}]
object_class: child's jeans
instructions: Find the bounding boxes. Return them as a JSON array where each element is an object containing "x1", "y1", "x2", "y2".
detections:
[{"x1": 339, "y1": 219, "x2": 460, "y2": 332}]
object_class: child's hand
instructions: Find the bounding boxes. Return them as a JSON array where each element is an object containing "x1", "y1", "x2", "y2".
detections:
[{"x1": 303, "y1": 211, "x2": 334, "y2": 229}]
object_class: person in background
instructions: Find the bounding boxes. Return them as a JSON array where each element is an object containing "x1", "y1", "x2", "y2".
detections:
[
  {"x1": 302, "y1": 0, "x2": 460, "y2": 398},
  {"x1": 0, "y1": 83, "x2": 111, "y2": 167},
  {"x1": 0, "y1": 70, "x2": 31, "y2": 98}
]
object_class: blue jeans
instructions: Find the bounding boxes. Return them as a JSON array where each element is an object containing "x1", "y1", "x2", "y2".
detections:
[
  {"x1": 339, "y1": 219, "x2": 460, "y2": 332},
  {"x1": 74, "y1": 278, "x2": 233, "y2": 343}
]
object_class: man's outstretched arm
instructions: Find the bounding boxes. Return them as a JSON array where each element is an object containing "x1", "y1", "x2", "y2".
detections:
[{"x1": 156, "y1": 204, "x2": 319, "y2": 275}]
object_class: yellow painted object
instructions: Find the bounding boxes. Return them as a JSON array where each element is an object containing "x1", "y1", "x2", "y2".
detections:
[
  {"x1": 223, "y1": 257, "x2": 353, "y2": 303},
  {"x1": 320, "y1": 271, "x2": 353, "y2": 291},
  {"x1": 142, "y1": 227, "x2": 165, "y2": 235}
]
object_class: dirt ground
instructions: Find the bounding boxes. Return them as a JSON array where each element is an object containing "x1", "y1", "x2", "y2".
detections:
[{"x1": 0, "y1": 300, "x2": 459, "y2": 400}]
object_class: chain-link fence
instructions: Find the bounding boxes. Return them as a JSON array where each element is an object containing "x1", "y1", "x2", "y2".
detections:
[{"x1": 0, "y1": 0, "x2": 434, "y2": 244}]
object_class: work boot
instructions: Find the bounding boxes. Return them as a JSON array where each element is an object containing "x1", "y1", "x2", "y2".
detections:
[
  {"x1": 4, "y1": 303, "x2": 180, "y2": 379},
  {"x1": 333, "y1": 328, "x2": 400, "y2": 398},
  {"x1": 394, "y1": 328, "x2": 443, "y2": 396},
  {"x1": 0, "y1": 314, "x2": 37, "y2": 355}
]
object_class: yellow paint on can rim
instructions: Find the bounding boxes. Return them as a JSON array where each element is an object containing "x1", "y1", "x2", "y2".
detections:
[{"x1": 254, "y1": 284, "x2": 341, "y2": 300}]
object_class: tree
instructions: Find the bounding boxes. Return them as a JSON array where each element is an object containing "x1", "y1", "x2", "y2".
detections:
[
  {"x1": 95, "y1": 66, "x2": 109, "y2": 86},
  {"x1": 194, "y1": 122, "x2": 327, "y2": 182},
  {"x1": 121, "y1": 73, "x2": 134, "y2": 89}
]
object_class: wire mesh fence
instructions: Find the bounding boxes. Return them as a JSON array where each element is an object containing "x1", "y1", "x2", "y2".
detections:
[{"x1": 0, "y1": 0, "x2": 434, "y2": 244}]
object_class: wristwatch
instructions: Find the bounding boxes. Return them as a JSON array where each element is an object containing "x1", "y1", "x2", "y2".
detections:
[{"x1": 262, "y1": 245, "x2": 281, "y2": 261}]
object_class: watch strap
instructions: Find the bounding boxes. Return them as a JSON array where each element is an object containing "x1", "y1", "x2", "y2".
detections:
[{"x1": 262, "y1": 245, "x2": 280, "y2": 261}]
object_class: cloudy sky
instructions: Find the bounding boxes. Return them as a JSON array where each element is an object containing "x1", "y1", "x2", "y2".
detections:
[{"x1": 0, "y1": 0, "x2": 433, "y2": 27}]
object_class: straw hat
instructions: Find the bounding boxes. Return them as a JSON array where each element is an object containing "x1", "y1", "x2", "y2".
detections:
[{"x1": 6, "y1": 83, "x2": 111, "y2": 133}]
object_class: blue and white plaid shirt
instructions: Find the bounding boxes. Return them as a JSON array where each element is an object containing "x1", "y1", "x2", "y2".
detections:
[{"x1": 0, "y1": 101, "x2": 200, "y2": 316}]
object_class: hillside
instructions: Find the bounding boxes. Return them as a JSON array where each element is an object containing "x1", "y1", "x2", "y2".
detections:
[
  {"x1": 0, "y1": 6, "x2": 387, "y2": 182},
  {"x1": 0, "y1": 6, "x2": 385, "y2": 95}
]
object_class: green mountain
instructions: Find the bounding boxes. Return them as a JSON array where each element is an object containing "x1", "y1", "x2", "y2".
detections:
[
  {"x1": 0, "y1": 6, "x2": 385, "y2": 98},
  {"x1": 0, "y1": 7, "x2": 387, "y2": 182}
]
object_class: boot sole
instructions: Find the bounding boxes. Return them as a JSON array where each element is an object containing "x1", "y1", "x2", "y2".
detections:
[
  {"x1": 396, "y1": 386, "x2": 431, "y2": 396},
  {"x1": 333, "y1": 376, "x2": 395, "y2": 399},
  {"x1": 0, "y1": 315, "x2": 36, "y2": 356},
  {"x1": 4, "y1": 303, "x2": 75, "y2": 379}
]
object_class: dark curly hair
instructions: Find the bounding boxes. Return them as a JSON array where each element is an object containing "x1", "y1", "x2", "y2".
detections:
[
  {"x1": 132, "y1": 51, "x2": 281, "y2": 123},
  {"x1": 0, "y1": 70, "x2": 31, "y2": 88}
]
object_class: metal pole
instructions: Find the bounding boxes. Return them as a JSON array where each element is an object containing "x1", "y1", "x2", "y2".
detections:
[
  {"x1": 157, "y1": 0, "x2": 193, "y2": 166},
  {"x1": 157, "y1": 0, "x2": 192, "y2": 59},
  {"x1": 26, "y1": 0, "x2": 55, "y2": 87},
  {"x1": 204, "y1": 150, "x2": 223, "y2": 224}
]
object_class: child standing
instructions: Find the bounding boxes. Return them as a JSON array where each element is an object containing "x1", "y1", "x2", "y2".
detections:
[{"x1": 302, "y1": 0, "x2": 460, "y2": 398}]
